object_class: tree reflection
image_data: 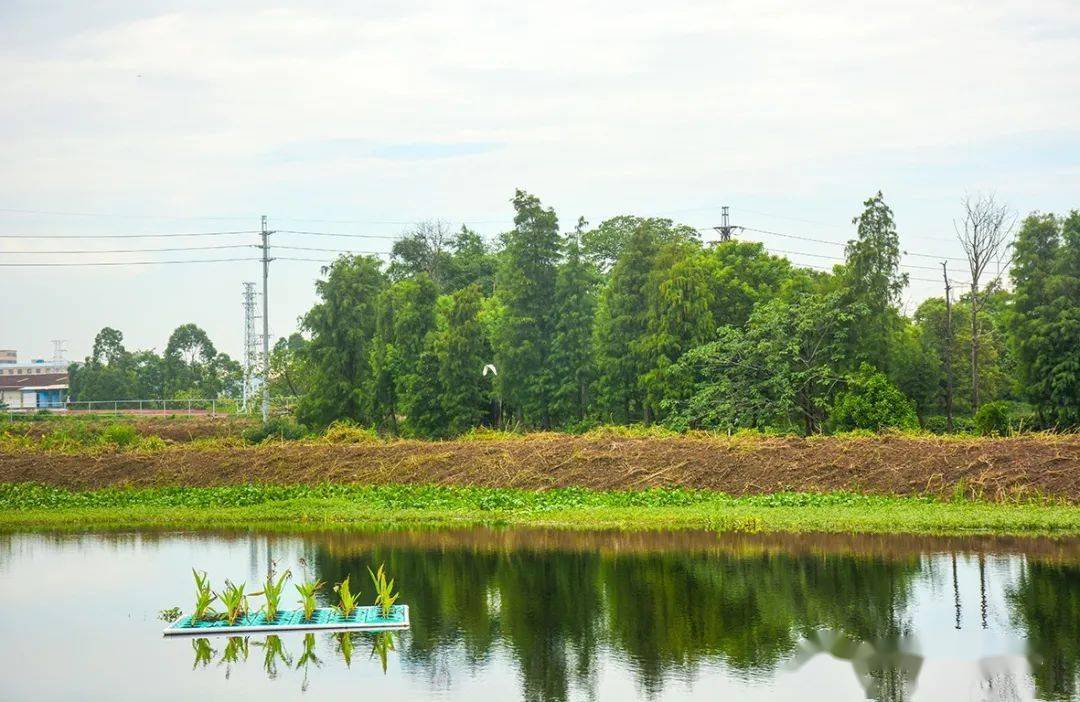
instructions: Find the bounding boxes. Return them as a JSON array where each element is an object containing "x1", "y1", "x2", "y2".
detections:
[
  {"x1": 315, "y1": 541, "x2": 920, "y2": 701},
  {"x1": 1007, "y1": 562, "x2": 1080, "y2": 700}
]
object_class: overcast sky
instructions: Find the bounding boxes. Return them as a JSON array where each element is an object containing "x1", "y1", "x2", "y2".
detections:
[{"x1": 2, "y1": 0, "x2": 1078, "y2": 364}]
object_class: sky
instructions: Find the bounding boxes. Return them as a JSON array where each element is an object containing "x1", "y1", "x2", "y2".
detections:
[{"x1": 2, "y1": 0, "x2": 1079, "y2": 364}]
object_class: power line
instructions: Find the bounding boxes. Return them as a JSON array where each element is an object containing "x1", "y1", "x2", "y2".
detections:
[
  {"x1": 276, "y1": 229, "x2": 402, "y2": 240},
  {"x1": 0, "y1": 243, "x2": 253, "y2": 254},
  {"x1": 274, "y1": 245, "x2": 391, "y2": 255},
  {"x1": 0, "y1": 230, "x2": 258, "y2": 240},
  {"x1": 732, "y1": 225, "x2": 970, "y2": 262},
  {"x1": 0, "y1": 206, "x2": 253, "y2": 221},
  {"x1": 0, "y1": 257, "x2": 259, "y2": 267}
]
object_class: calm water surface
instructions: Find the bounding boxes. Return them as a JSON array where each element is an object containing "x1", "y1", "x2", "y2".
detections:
[{"x1": 1, "y1": 528, "x2": 1078, "y2": 701}]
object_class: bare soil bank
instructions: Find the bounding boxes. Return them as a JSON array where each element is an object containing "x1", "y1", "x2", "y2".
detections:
[{"x1": 2, "y1": 434, "x2": 1078, "y2": 501}]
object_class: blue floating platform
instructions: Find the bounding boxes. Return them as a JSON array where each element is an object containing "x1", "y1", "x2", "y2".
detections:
[{"x1": 163, "y1": 605, "x2": 409, "y2": 636}]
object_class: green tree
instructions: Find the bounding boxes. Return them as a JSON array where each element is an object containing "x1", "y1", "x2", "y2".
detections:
[
  {"x1": 297, "y1": 255, "x2": 387, "y2": 427},
  {"x1": 163, "y1": 323, "x2": 220, "y2": 397},
  {"x1": 663, "y1": 291, "x2": 853, "y2": 433},
  {"x1": 581, "y1": 215, "x2": 698, "y2": 271},
  {"x1": 444, "y1": 226, "x2": 497, "y2": 294},
  {"x1": 639, "y1": 240, "x2": 715, "y2": 422},
  {"x1": 268, "y1": 333, "x2": 311, "y2": 399},
  {"x1": 829, "y1": 363, "x2": 919, "y2": 432},
  {"x1": 549, "y1": 220, "x2": 599, "y2": 426},
  {"x1": 438, "y1": 284, "x2": 492, "y2": 434},
  {"x1": 69, "y1": 326, "x2": 136, "y2": 401},
  {"x1": 593, "y1": 223, "x2": 659, "y2": 423},
  {"x1": 1009, "y1": 211, "x2": 1080, "y2": 427},
  {"x1": 844, "y1": 192, "x2": 908, "y2": 372},
  {"x1": 404, "y1": 332, "x2": 447, "y2": 437},
  {"x1": 493, "y1": 190, "x2": 561, "y2": 427}
]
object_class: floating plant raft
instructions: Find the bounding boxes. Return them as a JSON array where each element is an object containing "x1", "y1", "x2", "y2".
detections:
[{"x1": 163, "y1": 605, "x2": 409, "y2": 636}]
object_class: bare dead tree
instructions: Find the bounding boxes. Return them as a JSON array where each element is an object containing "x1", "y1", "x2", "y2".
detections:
[{"x1": 954, "y1": 193, "x2": 1015, "y2": 412}]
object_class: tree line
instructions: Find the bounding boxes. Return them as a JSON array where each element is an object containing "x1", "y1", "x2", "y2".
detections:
[
  {"x1": 68, "y1": 324, "x2": 242, "y2": 402},
  {"x1": 72, "y1": 189, "x2": 1080, "y2": 434}
]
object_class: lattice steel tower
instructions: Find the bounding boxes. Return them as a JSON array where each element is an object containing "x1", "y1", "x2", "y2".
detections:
[{"x1": 241, "y1": 282, "x2": 262, "y2": 412}]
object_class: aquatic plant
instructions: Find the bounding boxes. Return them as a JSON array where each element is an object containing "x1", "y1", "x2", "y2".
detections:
[
  {"x1": 368, "y1": 564, "x2": 399, "y2": 618},
  {"x1": 192, "y1": 569, "x2": 217, "y2": 622},
  {"x1": 158, "y1": 606, "x2": 181, "y2": 622},
  {"x1": 257, "y1": 569, "x2": 292, "y2": 623},
  {"x1": 333, "y1": 575, "x2": 360, "y2": 619},
  {"x1": 215, "y1": 580, "x2": 249, "y2": 625},
  {"x1": 295, "y1": 578, "x2": 324, "y2": 621}
]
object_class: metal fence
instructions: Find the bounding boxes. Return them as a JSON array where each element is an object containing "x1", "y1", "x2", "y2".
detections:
[{"x1": 3, "y1": 397, "x2": 299, "y2": 418}]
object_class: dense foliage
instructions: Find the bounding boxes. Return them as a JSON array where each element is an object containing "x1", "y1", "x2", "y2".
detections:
[
  {"x1": 68, "y1": 191, "x2": 1079, "y2": 436},
  {"x1": 68, "y1": 325, "x2": 241, "y2": 402}
]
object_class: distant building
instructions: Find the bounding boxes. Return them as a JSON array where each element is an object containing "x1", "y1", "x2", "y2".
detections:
[{"x1": 0, "y1": 351, "x2": 69, "y2": 410}]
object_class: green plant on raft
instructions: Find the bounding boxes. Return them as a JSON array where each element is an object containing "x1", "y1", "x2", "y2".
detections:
[
  {"x1": 215, "y1": 580, "x2": 249, "y2": 625},
  {"x1": 294, "y1": 578, "x2": 324, "y2": 621},
  {"x1": 368, "y1": 564, "x2": 399, "y2": 619},
  {"x1": 257, "y1": 569, "x2": 291, "y2": 623},
  {"x1": 333, "y1": 576, "x2": 360, "y2": 619},
  {"x1": 192, "y1": 569, "x2": 216, "y2": 622}
]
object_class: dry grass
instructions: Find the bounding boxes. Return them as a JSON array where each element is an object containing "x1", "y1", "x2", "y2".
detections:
[{"x1": 1, "y1": 433, "x2": 1078, "y2": 502}]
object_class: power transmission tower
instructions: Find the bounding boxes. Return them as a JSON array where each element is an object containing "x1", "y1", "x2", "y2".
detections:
[
  {"x1": 260, "y1": 215, "x2": 273, "y2": 423},
  {"x1": 50, "y1": 339, "x2": 67, "y2": 363},
  {"x1": 241, "y1": 282, "x2": 260, "y2": 413},
  {"x1": 712, "y1": 205, "x2": 740, "y2": 242},
  {"x1": 942, "y1": 262, "x2": 954, "y2": 433}
]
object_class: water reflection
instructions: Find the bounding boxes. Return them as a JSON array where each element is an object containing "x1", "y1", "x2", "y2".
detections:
[{"x1": 2, "y1": 528, "x2": 1079, "y2": 701}]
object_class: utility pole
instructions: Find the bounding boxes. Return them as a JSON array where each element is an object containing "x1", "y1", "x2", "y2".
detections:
[
  {"x1": 713, "y1": 205, "x2": 740, "y2": 242},
  {"x1": 942, "y1": 261, "x2": 954, "y2": 433},
  {"x1": 260, "y1": 216, "x2": 272, "y2": 423}
]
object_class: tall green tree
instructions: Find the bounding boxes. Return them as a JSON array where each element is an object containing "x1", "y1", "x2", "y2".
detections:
[
  {"x1": 493, "y1": 190, "x2": 561, "y2": 427},
  {"x1": 549, "y1": 220, "x2": 600, "y2": 426},
  {"x1": 1010, "y1": 211, "x2": 1080, "y2": 426},
  {"x1": 639, "y1": 241, "x2": 715, "y2": 422},
  {"x1": 297, "y1": 255, "x2": 386, "y2": 427},
  {"x1": 593, "y1": 223, "x2": 659, "y2": 423},
  {"x1": 844, "y1": 192, "x2": 908, "y2": 372},
  {"x1": 438, "y1": 284, "x2": 492, "y2": 434}
]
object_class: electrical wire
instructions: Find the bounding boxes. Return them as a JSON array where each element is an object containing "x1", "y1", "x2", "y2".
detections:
[
  {"x1": 0, "y1": 257, "x2": 259, "y2": 267},
  {"x1": 274, "y1": 245, "x2": 390, "y2": 255},
  {"x1": 0, "y1": 244, "x2": 254, "y2": 254},
  {"x1": 0, "y1": 230, "x2": 258, "y2": 240},
  {"x1": 276, "y1": 229, "x2": 402, "y2": 240}
]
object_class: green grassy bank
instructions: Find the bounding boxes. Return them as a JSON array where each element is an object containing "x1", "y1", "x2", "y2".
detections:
[{"x1": 2, "y1": 483, "x2": 1079, "y2": 536}]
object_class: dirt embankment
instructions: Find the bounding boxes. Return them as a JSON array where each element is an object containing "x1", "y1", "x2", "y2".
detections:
[{"x1": 1, "y1": 434, "x2": 1078, "y2": 500}]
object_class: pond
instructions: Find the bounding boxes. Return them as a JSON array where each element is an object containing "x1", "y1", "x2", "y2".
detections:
[{"x1": 1, "y1": 528, "x2": 1078, "y2": 701}]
